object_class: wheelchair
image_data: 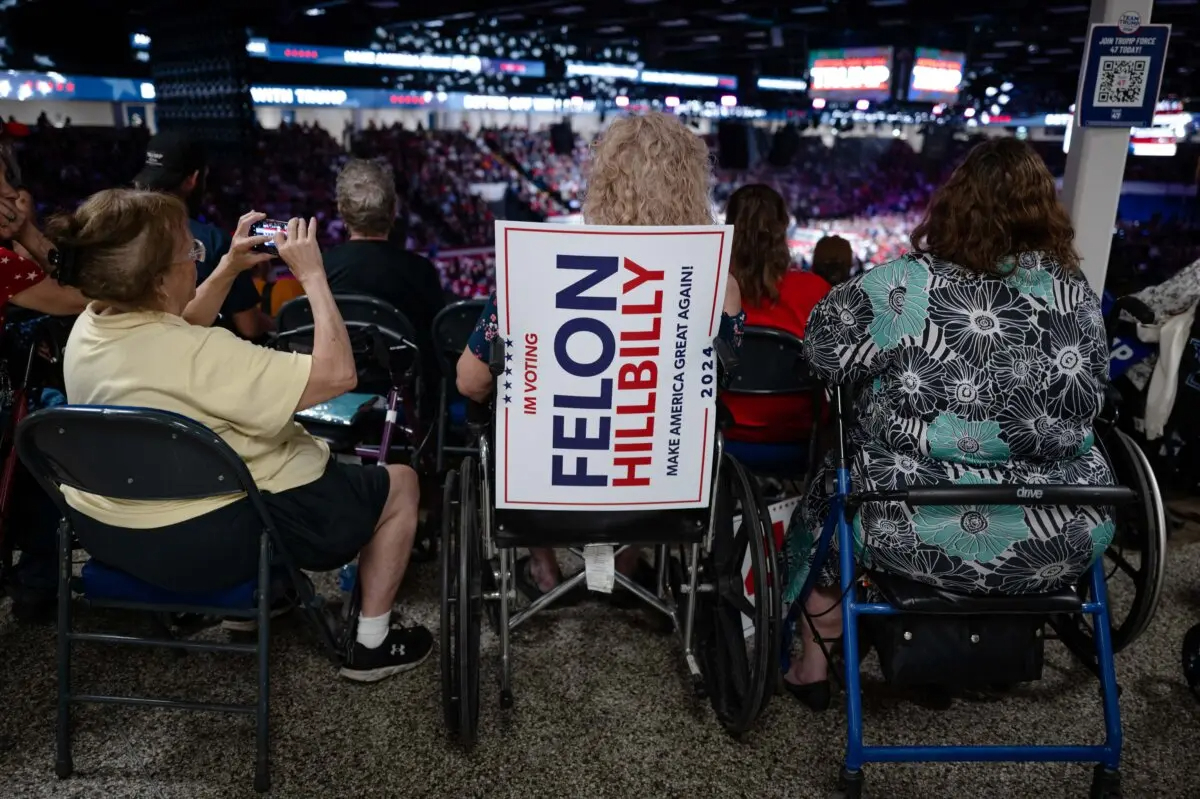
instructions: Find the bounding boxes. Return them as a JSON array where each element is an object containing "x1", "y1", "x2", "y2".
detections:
[
  {"x1": 0, "y1": 311, "x2": 72, "y2": 579},
  {"x1": 431, "y1": 298, "x2": 487, "y2": 474},
  {"x1": 792, "y1": 294, "x2": 1168, "y2": 798},
  {"x1": 440, "y1": 337, "x2": 783, "y2": 746}
]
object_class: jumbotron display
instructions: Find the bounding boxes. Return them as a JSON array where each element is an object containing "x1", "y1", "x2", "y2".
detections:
[
  {"x1": 907, "y1": 47, "x2": 966, "y2": 103},
  {"x1": 807, "y1": 46, "x2": 893, "y2": 103}
]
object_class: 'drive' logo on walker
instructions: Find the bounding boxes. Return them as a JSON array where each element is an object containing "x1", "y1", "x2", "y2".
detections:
[
  {"x1": 494, "y1": 221, "x2": 732, "y2": 511},
  {"x1": 1016, "y1": 488, "x2": 1044, "y2": 500}
]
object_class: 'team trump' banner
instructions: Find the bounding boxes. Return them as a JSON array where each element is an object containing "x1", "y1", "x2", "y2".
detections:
[{"x1": 494, "y1": 222, "x2": 732, "y2": 511}]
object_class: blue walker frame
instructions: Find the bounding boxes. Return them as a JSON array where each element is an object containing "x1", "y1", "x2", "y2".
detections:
[{"x1": 789, "y1": 385, "x2": 1133, "y2": 790}]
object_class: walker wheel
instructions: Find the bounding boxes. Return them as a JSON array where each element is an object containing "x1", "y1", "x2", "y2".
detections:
[{"x1": 1089, "y1": 765, "x2": 1122, "y2": 799}]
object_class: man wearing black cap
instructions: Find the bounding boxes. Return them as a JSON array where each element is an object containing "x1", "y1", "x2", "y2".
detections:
[{"x1": 134, "y1": 131, "x2": 269, "y2": 340}]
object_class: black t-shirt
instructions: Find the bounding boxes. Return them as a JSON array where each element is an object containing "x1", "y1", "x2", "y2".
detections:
[{"x1": 322, "y1": 239, "x2": 446, "y2": 383}]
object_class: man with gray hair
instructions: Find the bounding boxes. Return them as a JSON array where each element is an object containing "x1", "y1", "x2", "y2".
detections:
[{"x1": 323, "y1": 158, "x2": 446, "y2": 387}]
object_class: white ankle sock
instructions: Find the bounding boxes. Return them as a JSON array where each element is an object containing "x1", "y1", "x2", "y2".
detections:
[{"x1": 356, "y1": 611, "x2": 390, "y2": 649}]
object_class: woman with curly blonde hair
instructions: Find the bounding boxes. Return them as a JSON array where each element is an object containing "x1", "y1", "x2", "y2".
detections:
[
  {"x1": 780, "y1": 138, "x2": 1115, "y2": 710},
  {"x1": 457, "y1": 111, "x2": 744, "y2": 600}
]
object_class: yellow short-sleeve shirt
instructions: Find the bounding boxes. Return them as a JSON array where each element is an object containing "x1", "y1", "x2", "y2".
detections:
[{"x1": 61, "y1": 304, "x2": 330, "y2": 528}]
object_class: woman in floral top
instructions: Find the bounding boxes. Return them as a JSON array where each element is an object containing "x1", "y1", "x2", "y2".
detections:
[
  {"x1": 781, "y1": 139, "x2": 1116, "y2": 710},
  {"x1": 457, "y1": 112, "x2": 745, "y2": 602}
]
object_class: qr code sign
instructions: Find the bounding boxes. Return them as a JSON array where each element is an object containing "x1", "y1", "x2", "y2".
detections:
[{"x1": 1093, "y1": 56, "x2": 1150, "y2": 107}]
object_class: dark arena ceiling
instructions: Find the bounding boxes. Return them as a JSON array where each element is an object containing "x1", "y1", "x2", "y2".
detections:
[{"x1": 5, "y1": 0, "x2": 1199, "y2": 110}]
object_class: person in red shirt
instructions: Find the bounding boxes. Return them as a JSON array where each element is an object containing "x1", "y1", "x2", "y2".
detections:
[{"x1": 721, "y1": 184, "x2": 831, "y2": 443}]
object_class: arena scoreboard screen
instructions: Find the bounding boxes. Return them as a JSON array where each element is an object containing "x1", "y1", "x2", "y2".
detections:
[
  {"x1": 807, "y1": 47, "x2": 894, "y2": 103},
  {"x1": 907, "y1": 48, "x2": 966, "y2": 103}
]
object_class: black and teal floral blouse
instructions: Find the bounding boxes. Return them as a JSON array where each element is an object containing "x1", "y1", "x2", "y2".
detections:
[{"x1": 783, "y1": 252, "x2": 1117, "y2": 601}]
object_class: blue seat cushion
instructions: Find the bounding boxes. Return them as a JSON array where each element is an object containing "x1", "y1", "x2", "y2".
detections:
[
  {"x1": 724, "y1": 439, "x2": 808, "y2": 475},
  {"x1": 449, "y1": 400, "x2": 466, "y2": 427},
  {"x1": 295, "y1": 392, "x2": 382, "y2": 426},
  {"x1": 80, "y1": 560, "x2": 258, "y2": 609}
]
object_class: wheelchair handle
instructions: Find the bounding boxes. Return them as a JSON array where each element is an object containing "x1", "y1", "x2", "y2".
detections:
[
  {"x1": 856, "y1": 484, "x2": 1138, "y2": 508},
  {"x1": 488, "y1": 338, "x2": 506, "y2": 378}
]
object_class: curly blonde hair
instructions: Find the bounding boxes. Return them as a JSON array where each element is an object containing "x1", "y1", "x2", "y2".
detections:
[{"x1": 582, "y1": 112, "x2": 713, "y2": 226}]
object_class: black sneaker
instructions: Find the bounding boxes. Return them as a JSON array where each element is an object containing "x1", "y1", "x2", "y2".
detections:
[{"x1": 339, "y1": 624, "x2": 433, "y2": 683}]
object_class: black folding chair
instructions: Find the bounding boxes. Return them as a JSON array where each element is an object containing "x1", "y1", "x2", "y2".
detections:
[
  {"x1": 16, "y1": 406, "x2": 341, "y2": 794},
  {"x1": 721, "y1": 326, "x2": 824, "y2": 481},
  {"x1": 277, "y1": 294, "x2": 425, "y2": 464},
  {"x1": 431, "y1": 299, "x2": 486, "y2": 473}
]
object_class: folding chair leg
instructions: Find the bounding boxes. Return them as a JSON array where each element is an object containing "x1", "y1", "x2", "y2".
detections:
[
  {"x1": 436, "y1": 380, "x2": 448, "y2": 474},
  {"x1": 55, "y1": 520, "x2": 73, "y2": 780},
  {"x1": 254, "y1": 533, "x2": 271, "y2": 794}
]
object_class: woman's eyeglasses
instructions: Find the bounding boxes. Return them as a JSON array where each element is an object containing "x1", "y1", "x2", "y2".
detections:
[{"x1": 187, "y1": 240, "x2": 206, "y2": 263}]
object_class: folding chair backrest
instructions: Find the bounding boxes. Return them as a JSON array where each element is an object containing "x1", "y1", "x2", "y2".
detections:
[
  {"x1": 726, "y1": 326, "x2": 818, "y2": 395},
  {"x1": 432, "y1": 299, "x2": 487, "y2": 379},
  {"x1": 278, "y1": 294, "x2": 419, "y2": 344},
  {"x1": 16, "y1": 406, "x2": 254, "y2": 502}
]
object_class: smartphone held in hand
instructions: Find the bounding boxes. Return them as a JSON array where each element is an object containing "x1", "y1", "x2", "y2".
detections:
[{"x1": 248, "y1": 219, "x2": 288, "y2": 253}]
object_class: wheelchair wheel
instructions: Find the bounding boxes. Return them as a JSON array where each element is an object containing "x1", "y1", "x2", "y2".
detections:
[
  {"x1": 1097, "y1": 428, "x2": 1168, "y2": 652},
  {"x1": 694, "y1": 452, "x2": 780, "y2": 735},
  {"x1": 456, "y1": 456, "x2": 484, "y2": 747},
  {"x1": 439, "y1": 469, "x2": 461, "y2": 736}
]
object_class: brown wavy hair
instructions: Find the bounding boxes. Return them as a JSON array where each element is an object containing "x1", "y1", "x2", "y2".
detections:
[
  {"x1": 582, "y1": 112, "x2": 713, "y2": 226},
  {"x1": 725, "y1": 184, "x2": 792, "y2": 306},
  {"x1": 910, "y1": 138, "x2": 1080, "y2": 276}
]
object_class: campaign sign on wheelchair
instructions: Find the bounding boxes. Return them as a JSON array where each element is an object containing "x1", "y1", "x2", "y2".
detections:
[
  {"x1": 442, "y1": 221, "x2": 784, "y2": 747},
  {"x1": 493, "y1": 221, "x2": 731, "y2": 510}
]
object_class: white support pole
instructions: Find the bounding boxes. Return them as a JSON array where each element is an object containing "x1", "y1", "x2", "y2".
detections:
[{"x1": 1061, "y1": 0, "x2": 1155, "y2": 294}]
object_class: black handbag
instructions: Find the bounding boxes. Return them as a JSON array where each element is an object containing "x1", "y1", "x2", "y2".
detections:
[{"x1": 863, "y1": 613, "x2": 1046, "y2": 687}]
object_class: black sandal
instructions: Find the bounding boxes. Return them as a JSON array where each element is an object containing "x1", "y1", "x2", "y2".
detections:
[{"x1": 513, "y1": 555, "x2": 584, "y2": 606}]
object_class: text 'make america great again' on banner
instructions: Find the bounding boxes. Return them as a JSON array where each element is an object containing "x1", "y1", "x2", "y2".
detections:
[{"x1": 494, "y1": 222, "x2": 732, "y2": 511}]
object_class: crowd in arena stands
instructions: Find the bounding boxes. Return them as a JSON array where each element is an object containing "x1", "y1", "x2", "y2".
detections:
[
  {"x1": 352, "y1": 123, "x2": 553, "y2": 251},
  {"x1": 2, "y1": 118, "x2": 1196, "y2": 306},
  {"x1": 434, "y1": 252, "x2": 496, "y2": 300},
  {"x1": 1107, "y1": 215, "x2": 1200, "y2": 297},
  {"x1": 483, "y1": 127, "x2": 583, "y2": 213}
]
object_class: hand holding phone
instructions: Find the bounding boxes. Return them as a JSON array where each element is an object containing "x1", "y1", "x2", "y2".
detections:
[
  {"x1": 248, "y1": 218, "x2": 288, "y2": 253},
  {"x1": 222, "y1": 211, "x2": 277, "y2": 273},
  {"x1": 274, "y1": 217, "x2": 325, "y2": 284}
]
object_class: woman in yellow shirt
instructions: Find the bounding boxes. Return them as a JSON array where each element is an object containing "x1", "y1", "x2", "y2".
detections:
[{"x1": 49, "y1": 190, "x2": 429, "y2": 683}]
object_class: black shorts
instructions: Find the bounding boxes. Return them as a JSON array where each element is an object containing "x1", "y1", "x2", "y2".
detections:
[{"x1": 71, "y1": 458, "x2": 391, "y2": 593}]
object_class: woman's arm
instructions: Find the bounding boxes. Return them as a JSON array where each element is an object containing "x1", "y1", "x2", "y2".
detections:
[
  {"x1": 275, "y1": 218, "x2": 357, "y2": 411},
  {"x1": 803, "y1": 269, "x2": 885, "y2": 386},
  {"x1": 456, "y1": 293, "x2": 498, "y2": 402},
  {"x1": 183, "y1": 256, "x2": 239, "y2": 327},
  {"x1": 4, "y1": 229, "x2": 87, "y2": 315},
  {"x1": 184, "y1": 212, "x2": 273, "y2": 328},
  {"x1": 9, "y1": 278, "x2": 88, "y2": 316}
]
